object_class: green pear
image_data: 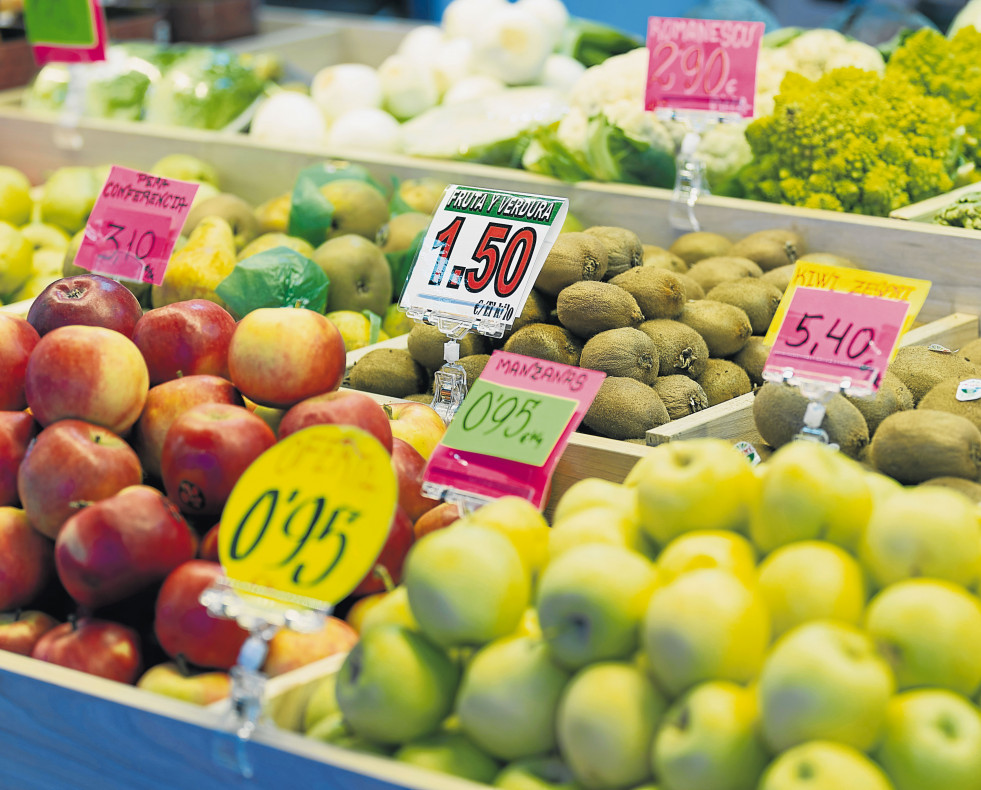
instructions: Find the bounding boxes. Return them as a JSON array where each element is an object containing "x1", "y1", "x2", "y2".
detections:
[
  {"x1": 405, "y1": 524, "x2": 530, "y2": 647},
  {"x1": 38, "y1": 166, "x2": 103, "y2": 234},
  {"x1": 396, "y1": 177, "x2": 447, "y2": 215},
  {"x1": 759, "y1": 741, "x2": 894, "y2": 790},
  {"x1": 652, "y1": 680, "x2": 769, "y2": 790},
  {"x1": 875, "y1": 689, "x2": 981, "y2": 790},
  {"x1": 376, "y1": 211, "x2": 430, "y2": 254},
  {"x1": 456, "y1": 636, "x2": 570, "y2": 760},
  {"x1": 152, "y1": 216, "x2": 237, "y2": 309},
  {"x1": 865, "y1": 579, "x2": 981, "y2": 696},
  {"x1": 237, "y1": 232, "x2": 315, "y2": 261},
  {"x1": 494, "y1": 756, "x2": 583, "y2": 789},
  {"x1": 184, "y1": 193, "x2": 258, "y2": 251},
  {"x1": 305, "y1": 712, "x2": 392, "y2": 756},
  {"x1": 537, "y1": 544, "x2": 658, "y2": 670},
  {"x1": 557, "y1": 662, "x2": 666, "y2": 790},
  {"x1": 395, "y1": 731, "x2": 500, "y2": 784},
  {"x1": 312, "y1": 234, "x2": 393, "y2": 316},
  {"x1": 360, "y1": 585, "x2": 419, "y2": 633},
  {"x1": 321, "y1": 180, "x2": 390, "y2": 242},
  {"x1": 302, "y1": 673, "x2": 340, "y2": 733},
  {"x1": 642, "y1": 569, "x2": 770, "y2": 697},
  {"x1": 0, "y1": 221, "x2": 33, "y2": 299},
  {"x1": 335, "y1": 624, "x2": 460, "y2": 745},
  {"x1": 758, "y1": 621, "x2": 895, "y2": 752},
  {"x1": 150, "y1": 154, "x2": 220, "y2": 189},
  {"x1": 0, "y1": 166, "x2": 32, "y2": 227}
]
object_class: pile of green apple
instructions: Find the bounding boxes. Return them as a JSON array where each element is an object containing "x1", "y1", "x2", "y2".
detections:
[{"x1": 304, "y1": 438, "x2": 981, "y2": 790}]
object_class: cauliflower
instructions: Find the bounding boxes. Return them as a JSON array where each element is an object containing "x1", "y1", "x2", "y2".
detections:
[
  {"x1": 695, "y1": 121, "x2": 752, "y2": 196},
  {"x1": 568, "y1": 47, "x2": 648, "y2": 116}
]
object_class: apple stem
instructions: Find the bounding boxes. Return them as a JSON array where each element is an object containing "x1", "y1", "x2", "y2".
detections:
[
  {"x1": 93, "y1": 435, "x2": 101, "y2": 444},
  {"x1": 68, "y1": 500, "x2": 92, "y2": 510},
  {"x1": 13, "y1": 609, "x2": 21, "y2": 622},
  {"x1": 373, "y1": 565, "x2": 395, "y2": 593},
  {"x1": 67, "y1": 612, "x2": 78, "y2": 631},
  {"x1": 176, "y1": 653, "x2": 192, "y2": 677},
  {"x1": 382, "y1": 404, "x2": 393, "y2": 420}
]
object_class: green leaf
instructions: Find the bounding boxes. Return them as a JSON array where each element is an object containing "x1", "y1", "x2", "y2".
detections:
[
  {"x1": 287, "y1": 161, "x2": 387, "y2": 246},
  {"x1": 362, "y1": 310, "x2": 382, "y2": 344},
  {"x1": 216, "y1": 246, "x2": 329, "y2": 318}
]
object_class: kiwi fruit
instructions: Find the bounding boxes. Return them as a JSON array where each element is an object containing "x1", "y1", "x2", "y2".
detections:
[
  {"x1": 760, "y1": 264, "x2": 795, "y2": 293},
  {"x1": 678, "y1": 300, "x2": 753, "y2": 358},
  {"x1": 609, "y1": 267, "x2": 686, "y2": 320},
  {"x1": 584, "y1": 226, "x2": 643, "y2": 278},
  {"x1": 888, "y1": 345, "x2": 980, "y2": 405},
  {"x1": 918, "y1": 375, "x2": 981, "y2": 432},
  {"x1": 638, "y1": 319, "x2": 710, "y2": 379},
  {"x1": 406, "y1": 322, "x2": 490, "y2": 371},
  {"x1": 653, "y1": 375, "x2": 709, "y2": 419},
  {"x1": 458, "y1": 354, "x2": 491, "y2": 385},
  {"x1": 675, "y1": 273, "x2": 705, "y2": 301},
  {"x1": 556, "y1": 281, "x2": 645, "y2": 337},
  {"x1": 844, "y1": 371, "x2": 914, "y2": 436},
  {"x1": 732, "y1": 336, "x2": 771, "y2": 387},
  {"x1": 503, "y1": 323, "x2": 583, "y2": 366},
  {"x1": 798, "y1": 252, "x2": 857, "y2": 268},
  {"x1": 753, "y1": 382, "x2": 869, "y2": 459},
  {"x1": 669, "y1": 231, "x2": 732, "y2": 265},
  {"x1": 959, "y1": 338, "x2": 981, "y2": 365},
  {"x1": 505, "y1": 289, "x2": 553, "y2": 340},
  {"x1": 404, "y1": 393, "x2": 435, "y2": 404},
  {"x1": 696, "y1": 359, "x2": 752, "y2": 406},
  {"x1": 642, "y1": 245, "x2": 688, "y2": 273},
  {"x1": 705, "y1": 279, "x2": 783, "y2": 334},
  {"x1": 730, "y1": 229, "x2": 805, "y2": 271},
  {"x1": 686, "y1": 256, "x2": 764, "y2": 293},
  {"x1": 583, "y1": 377, "x2": 670, "y2": 440},
  {"x1": 920, "y1": 476, "x2": 981, "y2": 502},
  {"x1": 535, "y1": 232, "x2": 608, "y2": 296},
  {"x1": 580, "y1": 328, "x2": 659, "y2": 385},
  {"x1": 349, "y1": 348, "x2": 428, "y2": 398},
  {"x1": 870, "y1": 409, "x2": 981, "y2": 483}
]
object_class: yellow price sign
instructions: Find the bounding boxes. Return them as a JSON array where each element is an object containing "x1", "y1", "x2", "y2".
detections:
[{"x1": 218, "y1": 425, "x2": 397, "y2": 606}]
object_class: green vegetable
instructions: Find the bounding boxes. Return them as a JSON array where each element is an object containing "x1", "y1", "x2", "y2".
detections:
[
  {"x1": 581, "y1": 112, "x2": 676, "y2": 187},
  {"x1": 521, "y1": 123, "x2": 593, "y2": 183},
  {"x1": 558, "y1": 18, "x2": 644, "y2": 69},
  {"x1": 933, "y1": 192, "x2": 981, "y2": 229}
]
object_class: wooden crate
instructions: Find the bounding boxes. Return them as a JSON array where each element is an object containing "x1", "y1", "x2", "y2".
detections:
[{"x1": 890, "y1": 182, "x2": 981, "y2": 226}]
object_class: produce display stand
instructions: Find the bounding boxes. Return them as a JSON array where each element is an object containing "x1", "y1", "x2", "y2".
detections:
[{"x1": 890, "y1": 183, "x2": 981, "y2": 225}]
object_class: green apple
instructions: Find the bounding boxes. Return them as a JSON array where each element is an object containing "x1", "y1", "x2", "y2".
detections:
[
  {"x1": 460, "y1": 496, "x2": 551, "y2": 582},
  {"x1": 405, "y1": 524, "x2": 530, "y2": 647},
  {"x1": 19, "y1": 221, "x2": 70, "y2": 252},
  {"x1": 875, "y1": 689, "x2": 981, "y2": 790},
  {"x1": 0, "y1": 221, "x2": 33, "y2": 299},
  {"x1": 553, "y1": 478, "x2": 639, "y2": 525},
  {"x1": 548, "y1": 508, "x2": 655, "y2": 562},
  {"x1": 864, "y1": 470, "x2": 903, "y2": 505},
  {"x1": 335, "y1": 624, "x2": 460, "y2": 745},
  {"x1": 749, "y1": 441, "x2": 872, "y2": 554},
  {"x1": 625, "y1": 438, "x2": 759, "y2": 544},
  {"x1": 759, "y1": 741, "x2": 894, "y2": 790},
  {"x1": 652, "y1": 680, "x2": 768, "y2": 790},
  {"x1": 306, "y1": 712, "x2": 392, "y2": 756},
  {"x1": 395, "y1": 731, "x2": 500, "y2": 784},
  {"x1": 38, "y1": 166, "x2": 103, "y2": 234},
  {"x1": 642, "y1": 569, "x2": 770, "y2": 697},
  {"x1": 456, "y1": 636, "x2": 570, "y2": 760},
  {"x1": 865, "y1": 578, "x2": 981, "y2": 696},
  {"x1": 537, "y1": 544, "x2": 658, "y2": 670},
  {"x1": 656, "y1": 530, "x2": 758, "y2": 586},
  {"x1": 0, "y1": 166, "x2": 32, "y2": 227},
  {"x1": 859, "y1": 487, "x2": 981, "y2": 588},
  {"x1": 135, "y1": 662, "x2": 230, "y2": 706},
  {"x1": 557, "y1": 662, "x2": 667, "y2": 790},
  {"x1": 757, "y1": 541, "x2": 867, "y2": 638},
  {"x1": 757, "y1": 621, "x2": 895, "y2": 752},
  {"x1": 359, "y1": 585, "x2": 419, "y2": 633},
  {"x1": 494, "y1": 756, "x2": 582, "y2": 789},
  {"x1": 302, "y1": 673, "x2": 340, "y2": 733}
]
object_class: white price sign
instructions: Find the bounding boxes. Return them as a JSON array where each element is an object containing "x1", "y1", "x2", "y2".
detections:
[{"x1": 399, "y1": 186, "x2": 568, "y2": 330}]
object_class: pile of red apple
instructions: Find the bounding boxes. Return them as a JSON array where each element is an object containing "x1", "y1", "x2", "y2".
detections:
[{"x1": 0, "y1": 273, "x2": 449, "y2": 703}]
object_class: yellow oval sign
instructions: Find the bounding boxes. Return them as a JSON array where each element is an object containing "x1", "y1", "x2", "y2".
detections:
[{"x1": 218, "y1": 425, "x2": 397, "y2": 606}]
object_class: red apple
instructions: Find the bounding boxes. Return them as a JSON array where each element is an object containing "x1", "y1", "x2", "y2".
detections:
[
  {"x1": 24, "y1": 324, "x2": 150, "y2": 434},
  {"x1": 0, "y1": 610, "x2": 59, "y2": 655},
  {"x1": 385, "y1": 401, "x2": 445, "y2": 460},
  {"x1": 26, "y1": 274, "x2": 143, "y2": 338},
  {"x1": 263, "y1": 615, "x2": 358, "y2": 677},
  {"x1": 278, "y1": 390, "x2": 393, "y2": 453},
  {"x1": 352, "y1": 506, "x2": 414, "y2": 597},
  {"x1": 133, "y1": 375, "x2": 243, "y2": 479},
  {"x1": 55, "y1": 485, "x2": 198, "y2": 609},
  {"x1": 132, "y1": 299, "x2": 236, "y2": 385},
  {"x1": 161, "y1": 403, "x2": 276, "y2": 517},
  {"x1": 17, "y1": 419, "x2": 142, "y2": 539},
  {"x1": 198, "y1": 523, "x2": 220, "y2": 562},
  {"x1": 227, "y1": 307, "x2": 345, "y2": 408},
  {"x1": 0, "y1": 314, "x2": 40, "y2": 410},
  {"x1": 32, "y1": 617, "x2": 142, "y2": 684},
  {"x1": 136, "y1": 661, "x2": 231, "y2": 705},
  {"x1": 413, "y1": 501, "x2": 462, "y2": 540},
  {"x1": 391, "y1": 437, "x2": 437, "y2": 522},
  {"x1": 0, "y1": 411, "x2": 37, "y2": 506},
  {"x1": 0, "y1": 506, "x2": 53, "y2": 609},
  {"x1": 154, "y1": 560, "x2": 249, "y2": 670}
]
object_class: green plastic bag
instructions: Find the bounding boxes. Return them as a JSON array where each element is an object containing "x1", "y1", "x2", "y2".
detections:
[
  {"x1": 216, "y1": 246, "x2": 329, "y2": 318},
  {"x1": 287, "y1": 161, "x2": 386, "y2": 247}
]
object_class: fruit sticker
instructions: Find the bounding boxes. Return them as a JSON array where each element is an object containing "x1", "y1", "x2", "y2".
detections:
[
  {"x1": 23, "y1": 0, "x2": 107, "y2": 65},
  {"x1": 218, "y1": 425, "x2": 397, "y2": 606}
]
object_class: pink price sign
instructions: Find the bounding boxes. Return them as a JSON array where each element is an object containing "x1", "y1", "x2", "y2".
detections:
[
  {"x1": 645, "y1": 17, "x2": 765, "y2": 118},
  {"x1": 422, "y1": 351, "x2": 606, "y2": 509},
  {"x1": 763, "y1": 287, "x2": 910, "y2": 392},
  {"x1": 74, "y1": 166, "x2": 199, "y2": 286},
  {"x1": 24, "y1": 0, "x2": 107, "y2": 65}
]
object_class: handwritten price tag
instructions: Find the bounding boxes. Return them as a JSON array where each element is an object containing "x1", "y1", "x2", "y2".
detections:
[
  {"x1": 23, "y1": 0, "x2": 107, "y2": 65},
  {"x1": 645, "y1": 17, "x2": 765, "y2": 118},
  {"x1": 74, "y1": 166, "x2": 198, "y2": 286}
]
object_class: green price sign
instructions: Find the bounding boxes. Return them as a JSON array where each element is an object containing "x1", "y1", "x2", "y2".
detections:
[{"x1": 24, "y1": 0, "x2": 97, "y2": 47}]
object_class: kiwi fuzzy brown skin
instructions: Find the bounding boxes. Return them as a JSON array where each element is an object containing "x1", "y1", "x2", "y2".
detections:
[
  {"x1": 696, "y1": 359, "x2": 752, "y2": 407},
  {"x1": 887, "y1": 346, "x2": 980, "y2": 405},
  {"x1": 406, "y1": 322, "x2": 490, "y2": 371},
  {"x1": 706, "y1": 279, "x2": 783, "y2": 335},
  {"x1": 609, "y1": 267, "x2": 687, "y2": 320},
  {"x1": 642, "y1": 245, "x2": 688, "y2": 273},
  {"x1": 583, "y1": 377, "x2": 670, "y2": 440},
  {"x1": 918, "y1": 375, "x2": 981, "y2": 432},
  {"x1": 686, "y1": 257, "x2": 764, "y2": 293},
  {"x1": 844, "y1": 371, "x2": 914, "y2": 436},
  {"x1": 669, "y1": 232, "x2": 732, "y2": 265},
  {"x1": 677, "y1": 300, "x2": 753, "y2": 358},
  {"x1": 458, "y1": 354, "x2": 491, "y2": 386},
  {"x1": 730, "y1": 229, "x2": 805, "y2": 272},
  {"x1": 503, "y1": 323, "x2": 583, "y2": 366},
  {"x1": 958, "y1": 338, "x2": 981, "y2": 365},
  {"x1": 675, "y1": 273, "x2": 705, "y2": 301},
  {"x1": 732, "y1": 336, "x2": 771, "y2": 387},
  {"x1": 638, "y1": 319, "x2": 710, "y2": 379},
  {"x1": 580, "y1": 328, "x2": 660, "y2": 385},
  {"x1": 349, "y1": 348, "x2": 428, "y2": 398},
  {"x1": 870, "y1": 409, "x2": 981, "y2": 483},
  {"x1": 535, "y1": 232, "x2": 609, "y2": 296},
  {"x1": 653, "y1": 375, "x2": 709, "y2": 420},
  {"x1": 920, "y1": 476, "x2": 981, "y2": 502},
  {"x1": 760, "y1": 265, "x2": 795, "y2": 293},
  {"x1": 584, "y1": 226, "x2": 644, "y2": 278},
  {"x1": 556, "y1": 281, "x2": 645, "y2": 338}
]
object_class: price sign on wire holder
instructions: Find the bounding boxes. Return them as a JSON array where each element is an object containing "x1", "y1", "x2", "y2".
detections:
[{"x1": 23, "y1": 0, "x2": 107, "y2": 65}]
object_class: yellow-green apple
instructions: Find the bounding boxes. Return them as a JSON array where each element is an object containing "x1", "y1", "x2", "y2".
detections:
[
  {"x1": 197, "y1": 523, "x2": 219, "y2": 562},
  {"x1": 357, "y1": 585, "x2": 419, "y2": 633},
  {"x1": 0, "y1": 166, "x2": 32, "y2": 227},
  {"x1": 552, "y1": 478, "x2": 639, "y2": 525},
  {"x1": 460, "y1": 496, "x2": 550, "y2": 582},
  {"x1": 859, "y1": 487, "x2": 981, "y2": 588},
  {"x1": 642, "y1": 569, "x2": 770, "y2": 696},
  {"x1": 26, "y1": 274, "x2": 143, "y2": 337},
  {"x1": 278, "y1": 390, "x2": 394, "y2": 453},
  {"x1": 0, "y1": 506, "x2": 53, "y2": 609},
  {"x1": 352, "y1": 506, "x2": 414, "y2": 596},
  {"x1": 54, "y1": 485, "x2": 198, "y2": 609},
  {"x1": 556, "y1": 662, "x2": 666, "y2": 790},
  {"x1": 457, "y1": 636, "x2": 571, "y2": 760},
  {"x1": 758, "y1": 541, "x2": 867, "y2": 638},
  {"x1": 17, "y1": 419, "x2": 142, "y2": 539},
  {"x1": 384, "y1": 401, "x2": 445, "y2": 460},
  {"x1": 759, "y1": 741, "x2": 894, "y2": 790},
  {"x1": 0, "y1": 609, "x2": 58, "y2": 655},
  {"x1": 19, "y1": 221, "x2": 70, "y2": 253},
  {"x1": 652, "y1": 680, "x2": 769, "y2": 790},
  {"x1": 865, "y1": 578, "x2": 981, "y2": 696},
  {"x1": 302, "y1": 673, "x2": 340, "y2": 733},
  {"x1": 131, "y1": 299, "x2": 236, "y2": 385},
  {"x1": 24, "y1": 325, "x2": 150, "y2": 434},
  {"x1": 413, "y1": 501, "x2": 461, "y2": 540},
  {"x1": 0, "y1": 221, "x2": 32, "y2": 297},
  {"x1": 657, "y1": 530, "x2": 758, "y2": 586},
  {"x1": 133, "y1": 374, "x2": 243, "y2": 479},
  {"x1": 262, "y1": 615, "x2": 358, "y2": 677},
  {"x1": 136, "y1": 661, "x2": 231, "y2": 705},
  {"x1": 395, "y1": 731, "x2": 500, "y2": 784},
  {"x1": 161, "y1": 403, "x2": 276, "y2": 517},
  {"x1": 0, "y1": 314, "x2": 39, "y2": 410},
  {"x1": 0, "y1": 411, "x2": 37, "y2": 506},
  {"x1": 154, "y1": 560, "x2": 249, "y2": 670},
  {"x1": 32, "y1": 617, "x2": 142, "y2": 684},
  {"x1": 757, "y1": 621, "x2": 895, "y2": 752},
  {"x1": 875, "y1": 689, "x2": 981, "y2": 790},
  {"x1": 749, "y1": 442, "x2": 872, "y2": 554},
  {"x1": 306, "y1": 712, "x2": 391, "y2": 755},
  {"x1": 547, "y1": 509, "x2": 639, "y2": 561},
  {"x1": 625, "y1": 438, "x2": 759, "y2": 545},
  {"x1": 404, "y1": 524, "x2": 529, "y2": 647},
  {"x1": 537, "y1": 544, "x2": 657, "y2": 670},
  {"x1": 493, "y1": 756, "x2": 581, "y2": 790},
  {"x1": 336, "y1": 623, "x2": 460, "y2": 744},
  {"x1": 390, "y1": 438, "x2": 438, "y2": 522},
  {"x1": 227, "y1": 307, "x2": 345, "y2": 408}
]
